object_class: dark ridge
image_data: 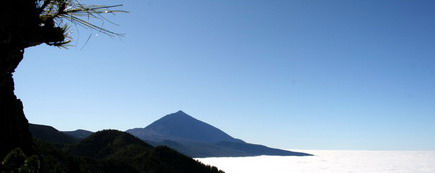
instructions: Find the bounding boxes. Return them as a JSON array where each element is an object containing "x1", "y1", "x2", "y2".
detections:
[
  {"x1": 63, "y1": 129, "x2": 93, "y2": 139},
  {"x1": 68, "y1": 130, "x2": 224, "y2": 173},
  {"x1": 68, "y1": 129, "x2": 153, "y2": 159},
  {"x1": 27, "y1": 129, "x2": 225, "y2": 173},
  {"x1": 29, "y1": 123, "x2": 78, "y2": 145}
]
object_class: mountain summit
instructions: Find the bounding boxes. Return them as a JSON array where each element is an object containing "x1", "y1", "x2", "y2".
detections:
[
  {"x1": 128, "y1": 110, "x2": 241, "y2": 143},
  {"x1": 127, "y1": 111, "x2": 311, "y2": 157}
]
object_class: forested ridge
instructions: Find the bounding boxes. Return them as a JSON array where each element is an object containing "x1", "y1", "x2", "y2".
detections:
[{"x1": 1, "y1": 130, "x2": 224, "y2": 173}]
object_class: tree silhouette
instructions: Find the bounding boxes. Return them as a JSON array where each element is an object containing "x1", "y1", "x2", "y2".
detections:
[{"x1": 0, "y1": 0, "x2": 125, "y2": 158}]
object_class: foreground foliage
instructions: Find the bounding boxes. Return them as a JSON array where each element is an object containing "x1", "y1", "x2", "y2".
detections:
[{"x1": 1, "y1": 130, "x2": 224, "y2": 173}]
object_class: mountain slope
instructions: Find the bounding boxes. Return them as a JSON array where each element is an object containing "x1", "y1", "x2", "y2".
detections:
[
  {"x1": 68, "y1": 130, "x2": 224, "y2": 173},
  {"x1": 63, "y1": 129, "x2": 93, "y2": 139},
  {"x1": 68, "y1": 130, "x2": 153, "y2": 159},
  {"x1": 127, "y1": 111, "x2": 311, "y2": 157},
  {"x1": 128, "y1": 110, "x2": 242, "y2": 143},
  {"x1": 29, "y1": 123, "x2": 78, "y2": 145}
]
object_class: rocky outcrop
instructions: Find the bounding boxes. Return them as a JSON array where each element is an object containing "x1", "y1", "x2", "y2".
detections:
[
  {"x1": 0, "y1": 0, "x2": 38, "y2": 158},
  {"x1": 0, "y1": 0, "x2": 62, "y2": 159},
  {"x1": 0, "y1": 73, "x2": 33, "y2": 159}
]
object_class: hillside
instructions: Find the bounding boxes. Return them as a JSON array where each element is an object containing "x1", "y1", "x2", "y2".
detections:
[
  {"x1": 127, "y1": 111, "x2": 312, "y2": 157},
  {"x1": 127, "y1": 111, "x2": 242, "y2": 144},
  {"x1": 68, "y1": 130, "x2": 224, "y2": 173},
  {"x1": 26, "y1": 124, "x2": 224, "y2": 173},
  {"x1": 63, "y1": 129, "x2": 93, "y2": 139},
  {"x1": 29, "y1": 123, "x2": 78, "y2": 145}
]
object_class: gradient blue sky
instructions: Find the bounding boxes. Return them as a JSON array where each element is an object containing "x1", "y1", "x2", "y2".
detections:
[{"x1": 14, "y1": 0, "x2": 435, "y2": 150}]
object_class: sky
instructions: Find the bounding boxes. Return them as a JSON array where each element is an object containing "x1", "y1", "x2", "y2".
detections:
[{"x1": 14, "y1": 0, "x2": 435, "y2": 150}]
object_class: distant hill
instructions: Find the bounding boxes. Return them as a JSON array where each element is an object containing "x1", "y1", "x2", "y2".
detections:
[
  {"x1": 29, "y1": 123, "x2": 78, "y2": 145},
  {"x1": 68, "y1": 129, "x2": 153, "y2": 159},
  {"x1": 68, "y1": 130, "x2": 224, "y2": 173},
  {"x1": 63, "y1": 129, "x2": 93, "y2": 139},
  {"x1": 127, "y1": 111, "x2": 312, "y2": 157}
]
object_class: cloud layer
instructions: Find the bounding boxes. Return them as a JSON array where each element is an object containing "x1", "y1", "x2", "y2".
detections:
[{"x1": 197, "y1": 150, "x2": 435, "y2": 173}]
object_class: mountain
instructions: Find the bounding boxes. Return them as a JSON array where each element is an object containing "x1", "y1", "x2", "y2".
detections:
[
  {"x1": 127, "y1": 111, "x2": 312, "y2": 157},
  {"x1": 27, "y1": 124, "x2": 224, "y2": 173},
  {"x1": 127, "y1": 110, "x2": 242, "y2": 144},
  {"x1": 63, "y1": 129, "x2": 93, "y2": 139},
  {"x1": 29, "y1": 123, "x2": 78, "y2": 145},
  {"x1": 67, "y1": 130, "x2": 224, "y2": 173}
]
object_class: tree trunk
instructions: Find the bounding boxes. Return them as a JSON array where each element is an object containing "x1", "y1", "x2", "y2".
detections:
[{"x1": 0, "y1": 49, "x2": 33, "y2": 159}]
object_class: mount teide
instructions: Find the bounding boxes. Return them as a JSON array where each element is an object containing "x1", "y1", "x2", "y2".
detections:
[{"x1": 127, "y1": 111, "x2": 311, "y2": 157}]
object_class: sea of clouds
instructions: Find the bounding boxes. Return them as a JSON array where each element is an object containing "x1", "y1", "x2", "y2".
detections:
[{"x1": 196, "y1": 150, "x2": 435, "y2": 173}]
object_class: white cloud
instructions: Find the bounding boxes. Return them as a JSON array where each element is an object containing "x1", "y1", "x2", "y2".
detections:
[{"x1": 197, "y1": 150, "x2": 435, "y2": 173}]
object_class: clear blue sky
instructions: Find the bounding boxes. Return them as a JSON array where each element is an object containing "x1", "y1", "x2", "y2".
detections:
[{"x1": 14, "y1": 0, "x2": 435, "y2": 150}]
